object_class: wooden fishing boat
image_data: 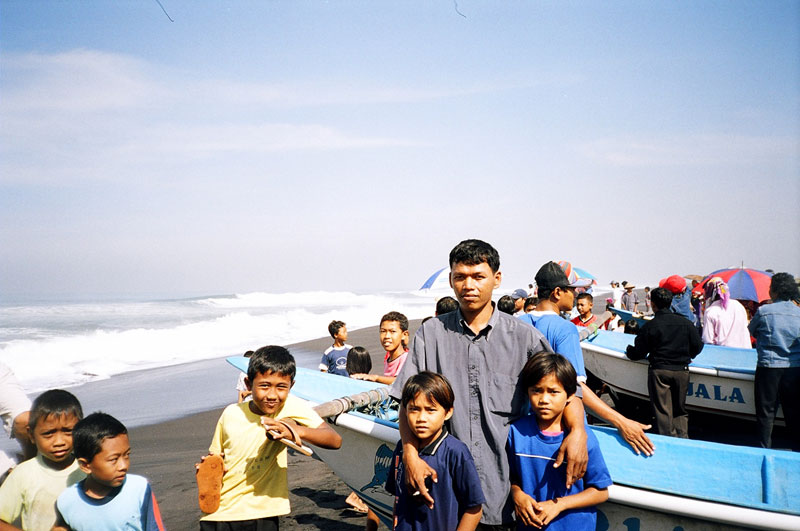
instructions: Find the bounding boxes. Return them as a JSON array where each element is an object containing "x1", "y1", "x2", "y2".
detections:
[
  {"x1": 227, "y1": 358, "x2": 800, "y2": 530},
  {"x1": 581, "y1": 329, "x2": 783, "y2": 423}
]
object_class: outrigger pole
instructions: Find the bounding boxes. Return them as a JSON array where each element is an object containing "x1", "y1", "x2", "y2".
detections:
[{"x1": 313, "y1": 387, "x2": 392, "y2": 419}]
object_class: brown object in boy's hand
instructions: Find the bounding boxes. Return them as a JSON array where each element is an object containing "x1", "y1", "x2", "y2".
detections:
[{"x1": 197, "y1": 454, "x2": 224, "y2": 513}]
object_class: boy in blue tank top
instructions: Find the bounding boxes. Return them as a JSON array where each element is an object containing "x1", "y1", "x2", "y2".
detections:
[{"x1": 507, "y1": 353, "x2": 611, "y2": 530}]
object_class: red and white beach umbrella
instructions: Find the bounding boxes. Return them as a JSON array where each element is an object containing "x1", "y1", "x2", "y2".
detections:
[{"x1": 691, "y1": 268, "x2": 773, "y2": 302}]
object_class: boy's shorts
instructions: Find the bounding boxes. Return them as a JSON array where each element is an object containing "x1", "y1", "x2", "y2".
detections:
[{"x1": 200, "y1": 517, "x2": 279, "y2": 531}]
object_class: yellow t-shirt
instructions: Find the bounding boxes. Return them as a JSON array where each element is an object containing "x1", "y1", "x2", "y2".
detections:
[
  {"x1": 201, "y1": 394, "x2": 324, "y2": 522},
  {"x1": 0, "y1": 455, "x2": 85, "y2": 531}
]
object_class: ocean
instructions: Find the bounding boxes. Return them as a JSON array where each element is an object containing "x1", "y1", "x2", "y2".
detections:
[{"x1": 0, "y1": 290, "x2": 442, "y2": 394}]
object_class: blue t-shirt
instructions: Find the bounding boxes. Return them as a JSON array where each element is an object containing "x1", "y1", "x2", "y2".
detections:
[
  {"x1": 506, "y1": 416, "x2": 612, "y2": 531},
  {"x1": 671, "y1": 291, "x2": 697, "y2": 325},
  {"x1": 386, "y1": 431, "x2": 485, "y2": 530},
  {"x1": 56, "y1": 474, "x2": 164, "y2": 531},
  {"x1": 319, "y1": 344, "x2": 352, "y2": 376},
  {"x1": 518, "y1": 312, "x2": 586, "y2": 380}
]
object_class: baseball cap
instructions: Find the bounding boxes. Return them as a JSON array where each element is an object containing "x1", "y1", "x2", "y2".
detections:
[
  {"x1": 535, "y1": 261, "x2": 592, "y2": 292},
  {"x1": 659, "y1": 274, "x2": 687, "y2": 294},
  {"x1": 511, "y1": 289, "x2": 528, "y2": 300}
]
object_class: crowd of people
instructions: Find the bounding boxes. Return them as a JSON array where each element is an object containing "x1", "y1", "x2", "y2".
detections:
[{"x1": 1, "y1": 238, "x2": 797, "y2": 531}]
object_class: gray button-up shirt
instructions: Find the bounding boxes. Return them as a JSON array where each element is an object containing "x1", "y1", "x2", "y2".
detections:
[{"x1": 389, "y1": 306, "x2": 553, "y2": 525}]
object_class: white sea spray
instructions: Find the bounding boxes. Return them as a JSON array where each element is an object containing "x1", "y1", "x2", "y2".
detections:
[{"x1": 0, "y1": 290, "x2": 440, "y2": 393}]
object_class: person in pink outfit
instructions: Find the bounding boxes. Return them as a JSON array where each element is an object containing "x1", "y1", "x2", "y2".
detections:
[{"x1": 702, "y1": 277, "x2": 751, "y2": 348}]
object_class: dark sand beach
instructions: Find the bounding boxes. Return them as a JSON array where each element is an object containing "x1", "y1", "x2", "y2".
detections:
[{"x1": 128, "y1": 320, "x2": 422, "y2": 530}]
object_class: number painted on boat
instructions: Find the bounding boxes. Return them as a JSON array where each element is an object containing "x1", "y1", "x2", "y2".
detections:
[{"x1": 686, "y1": 382, "x2": 745, "y2": 404}]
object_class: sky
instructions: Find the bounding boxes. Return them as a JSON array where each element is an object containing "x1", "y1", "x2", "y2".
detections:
[{"x1": 1, "y1": 1, "x2": 798, "y2": 299}]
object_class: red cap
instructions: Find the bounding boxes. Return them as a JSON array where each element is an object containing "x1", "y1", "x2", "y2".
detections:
[{"x1": 659, "y1": 274, "x2": 687, "y2": 294}]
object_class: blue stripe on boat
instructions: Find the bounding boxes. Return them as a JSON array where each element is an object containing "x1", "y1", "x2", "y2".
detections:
[
  {"x1": 226, "y1": 357, "x2": 800, "y2": 517},
  {"x1": 586, "y1": 329, "x2": 757, "y2": 375}
]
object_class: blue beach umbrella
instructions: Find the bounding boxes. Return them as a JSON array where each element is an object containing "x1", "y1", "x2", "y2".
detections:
[
  {"x1": 419, "y1": 267, "x2": 450, "y2": 291},
  {"x1": 573, "y1": 267, "x2": 598, "y2": 284}
]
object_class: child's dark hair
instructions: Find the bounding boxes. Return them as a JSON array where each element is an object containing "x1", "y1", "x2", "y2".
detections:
[
  {"x1": 346, "y1": 346, "x2": 372, "y2": 375},
  {"x1": 524, "y1": 296, "x2": 538, "y2": 310},
  {"x1": 401, "y1": 372, "x2": 455, "y2": 411},
  {"x1": 520, "y1": 353, "x2": 577, "y2": 397},
  {"x1": 72, "y1": 412, "x2": 127, "y2": 461},
  {"x1": 29, "y1": 389, "x2": 83, "y2": 430},
  {"x1": 328, "y1": 320, "x2": 346, "y2": 338},
  {"x1": 497, "y1": 295, "x2": 515, "y2": 315},
  {"x1": 248, "y1": 345, "x2": 296, "y2": 382},
  {"x1": 380, "y1": 311, "x2": 408, "y2": 332},
  {"x1": 435, "y1": 296, "x2": 459, "y2": 316},
  {"x1": 576, "y1": 292, "x2": 593, "y2": 303},
  {"x1": 624, "y1": 319, "x2": 640, "y2": 334},
  {"x1": 449, "y1": 239, "x2": 500, "y2": 273}
]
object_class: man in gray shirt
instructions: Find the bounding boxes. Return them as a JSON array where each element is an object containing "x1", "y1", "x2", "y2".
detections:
[{"x1": 389, "y1": 239, "x2": 589, "y2": 528}]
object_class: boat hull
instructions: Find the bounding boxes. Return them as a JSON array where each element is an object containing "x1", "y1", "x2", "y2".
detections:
[
  {"x1": 313, "y1": 410, "x2": 796, "y2": 530},
  {"x1": 224, "y1": 360, "x2": 799, "y2": 529},
  {"x1": 581, "y1": 337, "x2": 784, "y2": 423}
]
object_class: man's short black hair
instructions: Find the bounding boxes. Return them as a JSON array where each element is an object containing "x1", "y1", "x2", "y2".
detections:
[
  {"x1": 401, "y1": 371, "x2": 455, "y2": 411},
  {"x1": 248, "y1": 345, "x2": 296, "y2": 382},
  {"x1": 538, "y1": 287, "x2": 555, "y2": 301},
  {"x1": 449, "y1": 239, "x2": 500, "y2": 273},
  {"x1": 650, "y1": 287, "x2": 673, "y2": 311},
  {"x1": 435, "y1": 296, "x2": 459, "y2": 316},
  {"x1": 346, "y1": 346, "x2": 372, "y2": 375},
  {"x1": 576, "y1": 292, "x2": 593, "y2": 303},
  {"x1": 380, "y1": 311, "x2": 408, "y2": 331},
  {"x1": 769, "y1": 272, "x2": 800, "y2": 302},
  {"x1": 72, "y1": 412, "x2": 127, "y2": 461},
  {"x1": 520, "y1": 352, "x2": 577, "y2": 397},
  {"x1": 328, "y1": 320, "x2": 345, "y2": 338},
  {"x1": 29, "y1": 389, "x2": 83, "y2": 430},
  {"x1": 497, "y1": 295, "x2": 515, "y2": 315}
]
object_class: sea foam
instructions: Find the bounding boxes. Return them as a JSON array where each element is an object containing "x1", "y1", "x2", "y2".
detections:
[{"x1": 0, "y1": 290, "x2": 436, "y2": 393}]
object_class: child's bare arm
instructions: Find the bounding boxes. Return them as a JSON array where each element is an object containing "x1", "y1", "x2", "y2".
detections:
[
  {"x1": 350, "y1": 373, "x2": 395, "y2": 385},
  {"x1": 0, "y1": 520, "x2": 22, "y2": 531},
  {"x1": 278, "y1": 418, "x2": 342, "y2": 449},
  {"x1": 511, "y1": 483, "x2": 543, "y2": 528},
  {"x1": 455, "y1": 505, "x2": 482, "y2": 531},
  {"x1": 535, "y1": 487, "x2": 609, "y2": 527}
]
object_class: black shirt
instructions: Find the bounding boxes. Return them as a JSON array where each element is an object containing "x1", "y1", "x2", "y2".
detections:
[{"x1": 626, "y1": 309, "x2": 703, "y2": 370}]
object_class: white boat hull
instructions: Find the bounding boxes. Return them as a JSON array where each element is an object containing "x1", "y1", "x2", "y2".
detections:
[
  {"x1": 311, "y1": 409, "x2": 798, "y2": 530},
  {"x1": 581, "y1": 341, "x2": 784, "y2": 423}
]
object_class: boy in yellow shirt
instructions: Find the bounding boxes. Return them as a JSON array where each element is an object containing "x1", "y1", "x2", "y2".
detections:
[{"x1": 199, "y1": 345, "x2": 342, "y2": 530}]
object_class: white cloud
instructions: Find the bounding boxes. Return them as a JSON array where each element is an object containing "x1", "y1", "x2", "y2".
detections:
[
  {"x1": 579, "y1": 134, "x2": 797, "y2": 167},
  {"x1": 0, "y1": 49, "x2": 438, "y2": 185},
  {"x1": 120, "y1": 122, "x2": 418, "y2": 155},
  {"x1": 1, "y1": 49, "x2": 168, "y2": 112}
]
